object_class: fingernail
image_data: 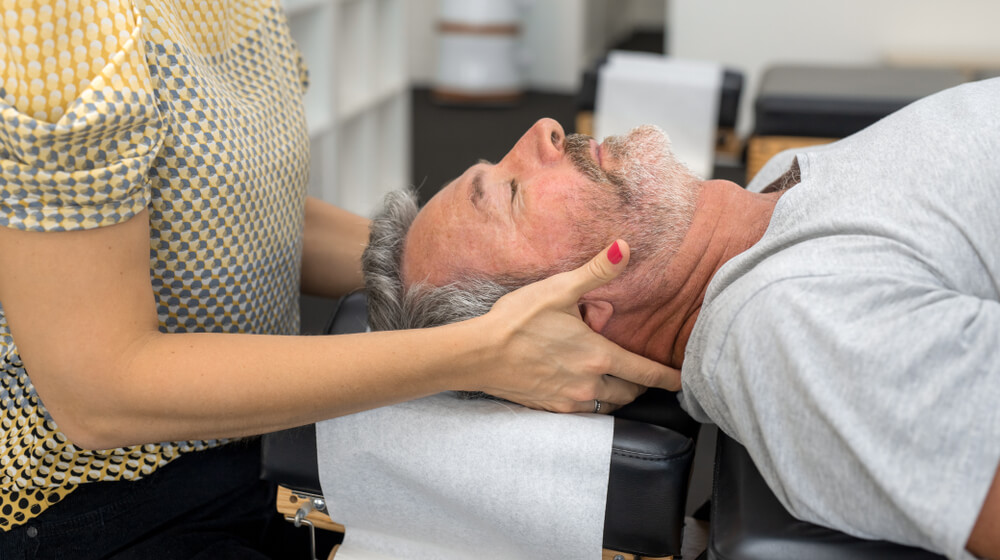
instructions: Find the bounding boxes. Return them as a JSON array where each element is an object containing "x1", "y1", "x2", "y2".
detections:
[{"x1": 607, "y1": 241, "x2": 623, "y2": 264}]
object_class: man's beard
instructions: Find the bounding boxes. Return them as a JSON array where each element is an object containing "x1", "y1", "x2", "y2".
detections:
[{"x1": 562, "y1": 125, "x2": 698, "y2": 272}]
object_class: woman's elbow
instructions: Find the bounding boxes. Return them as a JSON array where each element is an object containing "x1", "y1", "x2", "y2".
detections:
[
  {"x1": 968, "y1": 465, "x2": 1000, "y2": 559},
  {"x1": 43, "y1": 398, "x2": 131, "y2": 451},
  {"x1": 26, "y1": 361, "x2": 145, "y2": 450}
]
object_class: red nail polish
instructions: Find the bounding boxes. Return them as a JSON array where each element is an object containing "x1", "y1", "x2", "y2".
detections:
[{"x1": 607, "y1": 241, "x2": 623, "y2": 264}]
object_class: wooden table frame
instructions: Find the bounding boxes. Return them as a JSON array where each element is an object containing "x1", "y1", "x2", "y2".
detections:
[{"x1": 276, "y1": 485, "x2": 672, "y2": 560}]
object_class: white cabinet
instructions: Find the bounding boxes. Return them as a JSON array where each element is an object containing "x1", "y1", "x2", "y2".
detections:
[{"x1": 284, "y1": 0, "x2": 410, "y2": 217}]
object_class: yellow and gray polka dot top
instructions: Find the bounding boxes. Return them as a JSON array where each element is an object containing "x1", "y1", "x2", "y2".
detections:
[{"x1": 1, "y1": 0, "x2": 310, "y2": 528}]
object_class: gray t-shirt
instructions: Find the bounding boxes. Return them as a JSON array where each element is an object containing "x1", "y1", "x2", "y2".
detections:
[{"x1": 679, "y1": 78, "x2": 1000, "y2": 559}]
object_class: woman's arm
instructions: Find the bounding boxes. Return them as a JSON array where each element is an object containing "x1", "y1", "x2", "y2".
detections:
[
  {"x1": 0, "y1": 211, "x2": 677, "y2": 450},
  {"x1": 969, "y1": 467, "x2": 1000, "y2": 559},
  {"x1": 300, "y1": 196, "x2": 371, "y2": 298}
]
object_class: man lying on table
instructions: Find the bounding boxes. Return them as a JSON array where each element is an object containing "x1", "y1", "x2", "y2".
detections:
[{"x1": 361, "y1": 78, "x2": 1000, "y2": 560}]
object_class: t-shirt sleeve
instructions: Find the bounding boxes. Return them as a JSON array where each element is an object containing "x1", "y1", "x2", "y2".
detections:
[
  {"x1": 0, "y1": 0, "x2": 163, "y2": 231},
  {"x1": 692, "y1": 273, "x2": 1000, "y2": 559}
]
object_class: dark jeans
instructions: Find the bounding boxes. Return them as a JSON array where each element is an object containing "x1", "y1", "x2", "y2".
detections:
[{"x1": 0, "y1": 440, "x2": 296, "y2": 560}]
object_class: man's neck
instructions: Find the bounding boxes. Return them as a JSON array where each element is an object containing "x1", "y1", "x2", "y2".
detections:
[{"x1": 607, "y1": 180, "x2": 782, "y2": 368}]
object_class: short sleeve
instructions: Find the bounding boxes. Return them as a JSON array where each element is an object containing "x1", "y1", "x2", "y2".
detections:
[{"x1": 0, "y1": 0, "x2": 163, "y2": 231}]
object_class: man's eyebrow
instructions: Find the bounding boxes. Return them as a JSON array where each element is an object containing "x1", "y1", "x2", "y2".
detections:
[
  {"x1": 469, "y1": 160, "x2": 493, "y2": 210},
  {"x1": 470, "y1": 169, "x2": 484, "y2": 209}
]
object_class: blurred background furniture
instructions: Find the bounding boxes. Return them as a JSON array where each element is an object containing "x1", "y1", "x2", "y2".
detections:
[
  {"x1": 745, "y1": 65, "x2": 966, "y2": 181},
  {"x1": 282, "y1": 0, "x2": 409, "y2": 217},
  {"x1": 433, "y1": 0, "x2": 525, "y2": 105},
  {"x1": 576, "y1": 60, "x2": 744, "y2": 167}
]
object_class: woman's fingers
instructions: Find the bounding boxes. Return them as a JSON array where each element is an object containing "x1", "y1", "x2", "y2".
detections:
[
  {"x1": 542, "y1": 240, "x2": 631, "y2": 309},
  {"x1": 603, "y1": 342, "x2": 682, "y2": 392},
  {"x1": 583, "y1": 375, "x2": 646, "y2": 415}
]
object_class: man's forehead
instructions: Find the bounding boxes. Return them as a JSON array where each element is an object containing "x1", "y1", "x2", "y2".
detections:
[
  {"x1": 401, "y1": 188, "x2": 464, "y2": 286},
  {"x1": 400, "y1": 201, "x2": 436, "y2": 286}
]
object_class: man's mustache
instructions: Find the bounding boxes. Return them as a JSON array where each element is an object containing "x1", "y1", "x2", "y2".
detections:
[{"x1": 563, "y1": 133, "x2": 607, "y2": 184}]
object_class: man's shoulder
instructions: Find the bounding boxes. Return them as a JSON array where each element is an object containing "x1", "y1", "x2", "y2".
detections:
[{"x1": 691, "y1": 248, "x2": 926, "y2": 368}]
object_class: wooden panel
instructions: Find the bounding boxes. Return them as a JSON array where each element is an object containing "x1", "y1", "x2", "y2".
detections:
[
  {"x1": 576, "y1": 111, "x2": 594, "y2": 136},
  {"x1": 746, "y1": 135, "x2": 836, "y2": 183},
  {"x1": 438, "y1": 22, "x2": 520, "y2": 35},
  {"x1": 715, "y1": 126, "x2": 742, "y2": 159},
  {"x1": 276, "y1": 486, "x2": 345, "y2": 533}
]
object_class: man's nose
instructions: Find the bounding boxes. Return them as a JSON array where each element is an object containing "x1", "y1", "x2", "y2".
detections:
[{"x1": 523, "y1": 118, "x2": 564, "y2": 165}]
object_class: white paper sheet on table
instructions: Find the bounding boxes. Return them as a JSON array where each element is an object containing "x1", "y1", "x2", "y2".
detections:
[
  {"x1": 316, "y1": 393, "x2": 614, "y2": 560},
  {"x1": 595, "y1": 51, "x2": 722, "y2": 179}
]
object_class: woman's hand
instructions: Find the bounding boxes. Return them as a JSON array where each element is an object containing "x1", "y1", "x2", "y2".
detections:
[{"x1": 472, "y1": 240, "x2": 681, "y2": 413}]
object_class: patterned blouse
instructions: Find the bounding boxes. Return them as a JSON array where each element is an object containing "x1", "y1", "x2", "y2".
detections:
[{"x1": 0, "y1": 0, "x2": 309, "y2": 528}]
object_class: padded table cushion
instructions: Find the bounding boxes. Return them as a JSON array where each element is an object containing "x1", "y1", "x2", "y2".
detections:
[
  {"x1": 708, "y1": 432, "x2": 946, "y2": 560},
  {"x1": 754, "y1": 65, "x2": 966, "y2": 138},
  {"x1": 262, "y1": 415, "x2": 695, "y2": 557},
  {"x1": 260, "y1": 292, "x2": 698, "y2": 557}
]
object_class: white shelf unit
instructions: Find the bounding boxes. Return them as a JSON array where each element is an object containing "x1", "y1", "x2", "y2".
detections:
[{"x1": 284, "y1": 0, "x2": 410, "y2": 218}]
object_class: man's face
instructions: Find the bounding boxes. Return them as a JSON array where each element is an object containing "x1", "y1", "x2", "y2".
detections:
[{"x1": 402, "y1": 118, "x2": 687, "y2": 288}]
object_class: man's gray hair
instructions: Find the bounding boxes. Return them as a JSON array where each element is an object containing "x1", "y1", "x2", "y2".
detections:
[{"x1": 362, "y1": 188, "x2": 516, "y2": 332}]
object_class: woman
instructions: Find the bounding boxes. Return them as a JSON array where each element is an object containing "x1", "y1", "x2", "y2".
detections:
[{"x1": 0, "y1": 0, "x2": 677, "y2": 557}]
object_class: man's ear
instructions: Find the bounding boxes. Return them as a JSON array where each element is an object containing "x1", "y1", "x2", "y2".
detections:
[{"x1": 578, "y1": 299, "x2": 615, "y2": 333}]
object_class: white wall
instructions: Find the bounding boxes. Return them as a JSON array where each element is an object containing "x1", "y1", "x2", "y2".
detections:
[
  {"x1": 406, "y1": 0, "x2": 438, "y2": 84},
  {"x1": 668, "y1": 0, "x2": 1000, "y2": 135}
]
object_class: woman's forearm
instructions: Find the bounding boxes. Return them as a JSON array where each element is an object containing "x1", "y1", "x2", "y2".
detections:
[
  {"x1": 65, "y1": 322, "x2": 491, "y2": 450},
  {"x1": 300, "y1": 196, "x2": 371, "y2": 298},
  {"x1": 0, "y1": 209, "x2": 473, "y2": 450}
]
